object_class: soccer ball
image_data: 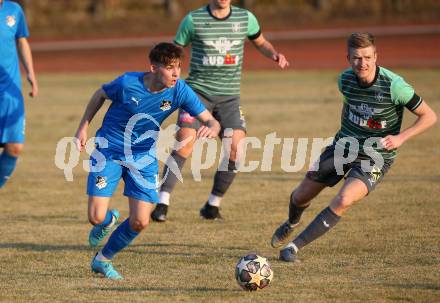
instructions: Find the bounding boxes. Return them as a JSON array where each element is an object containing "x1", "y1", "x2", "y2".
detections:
[{"x1": 235, "y1": 253, "x2": 273, "y2": 291}]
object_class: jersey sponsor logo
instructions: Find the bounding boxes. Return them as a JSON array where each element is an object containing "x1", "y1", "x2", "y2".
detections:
[
  {"x1": 131, "y1": 96, "x2": 141, "y2": 106},
  {"x1": 204, "y1": 37, "x2": 241, "y2": 54},
  {"x1": 95, "y1": 176, "x2": 107, "y2": 189},
  {"x1": 202, "y1": 37, "x2": 241, "y2": 66},
  {"x1": 6, "y1": 15, "x2": 16, "y2": 27},
  {"x1": 179, "y1": 112, "x2": 196, "y2": 124},
  {"x1": 160, "y1": 100, "x2": 172, "y2": 111},
  {"x1": 202, "y1": 54, "x2": 239, "y2": 66},
  {"x1": 348, "y1": 103, "x2": 387, "y2": 129}
]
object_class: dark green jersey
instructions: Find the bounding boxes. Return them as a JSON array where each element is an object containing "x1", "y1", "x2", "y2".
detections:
[
  {"x1": 335, "y1": 66, "x2": 422, "y2": 160},
  {"x1": 174, "y1": 5, "x2": 261, "y2": 96}
]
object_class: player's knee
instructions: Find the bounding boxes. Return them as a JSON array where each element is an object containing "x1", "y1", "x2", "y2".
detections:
[
  {"x1": 5, "y1": 144, "x2": 24, "y2": 157},
  {"x1": 291, "y1": 188, "x2": 312, "y2": 207},
  {"x1": 331, "y1": 193, "x2": 354, "y2": 213},
  {"x1": 175, "y1": 128, "x2": 196, "y2": 158},
  {"x1": 130, "y1": 218, "x2": 149, "y2": 232},
  {"x1": 175, "y1": 143, "x2": 193, "y2": 158},
  {"x1": 88, "y1": 214, "x2": 105, "y2": 226},
  {"x1": 229, "y1": 132, "x2": 245, "y2": 162}
]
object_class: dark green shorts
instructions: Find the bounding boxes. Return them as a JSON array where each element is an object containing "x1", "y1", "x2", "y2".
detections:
[
  {"x1": 306, "y1": 144, "x2": 393, "y2": 193},
  {"x1": 177, "y1": 90, "x2": 246, "y2": 133}
]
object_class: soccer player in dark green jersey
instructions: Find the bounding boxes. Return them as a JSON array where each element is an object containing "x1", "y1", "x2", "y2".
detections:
[
  {"x1": 271, "y1": 32, "x2": 437, "y2": 262},
  {"x1": 151, "y1": 0, "x2": 289, "y2": 222}
]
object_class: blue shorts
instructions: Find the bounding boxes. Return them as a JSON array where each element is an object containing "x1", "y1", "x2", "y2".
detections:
[
  {"x1": 0, "y1": 91, "x2": 25, "y2": 144},
  {"x1": 86, "y1": 148, "x2": 159, "y2": 203}
]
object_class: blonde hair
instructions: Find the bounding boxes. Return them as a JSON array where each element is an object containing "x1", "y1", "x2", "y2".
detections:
[{"x1": 347, "y1": 32, "x2": 375, "y2": 51}]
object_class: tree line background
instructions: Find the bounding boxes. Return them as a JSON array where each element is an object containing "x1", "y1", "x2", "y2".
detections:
[{"x1": 12, "y1": 0, "x2": 440, "y2": 38}]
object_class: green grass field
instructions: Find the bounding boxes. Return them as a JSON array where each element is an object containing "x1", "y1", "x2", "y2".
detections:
[{"x1": 0, "y1": 70, "x2": 439, "y2": 303}]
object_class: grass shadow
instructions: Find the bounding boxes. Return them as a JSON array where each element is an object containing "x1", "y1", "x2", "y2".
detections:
[
  {"x1": 383, "y1": 283, "x2": 440, "y2": 291},
  {"x1": 0, "y1": 242, "x2": 90, "y2": 252},
  {"x1": 95, "y1": 286, "x2": 240, "y2": 293}
]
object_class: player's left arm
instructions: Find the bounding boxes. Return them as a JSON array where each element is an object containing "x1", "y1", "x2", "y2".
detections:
[
  {"x1": 381, "y1": 100, "x2": 437, "y2": 150},
  {"x1": 195, "y1": 110, "x2": 221, "y2": 139},
  {"x1": 246, "y1": 11, "x2": 289, "y2": 69},
  {"x1": 251, "y1": 34, "x2": 289, "y2": 69},
  {"x1": 16, "y1": 37, "x2": 38, "y2": 97}
]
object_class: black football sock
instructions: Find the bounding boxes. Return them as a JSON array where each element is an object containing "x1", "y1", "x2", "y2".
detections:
[
  {"x1": 291, "y1": 207, "x2": 341, "y2": 251},
  {"x1": 288, "y1": 193, "x2": 310, "y2": 225},
  {"x1": 160, "y1": 151, "x2": 187, "y2": 193},
  {"x1": 211, "y1": 160, "x2": 237, "y2": 197}
]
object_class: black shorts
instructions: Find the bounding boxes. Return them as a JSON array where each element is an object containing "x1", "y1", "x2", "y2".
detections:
[
  {"x1": 306, "y1": 144, "x2": 393, "y2": 193},
  {"x1": 177, "y1": 90, "x2": 246, "y2": 133}
]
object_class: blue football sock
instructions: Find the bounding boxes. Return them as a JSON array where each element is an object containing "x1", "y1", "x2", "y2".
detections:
[
  {"x1": 101, "y1": 219, "x2": 139, "y2": 259},
  {"x1": 0, "y1": 151, "x2": 18, "y2": 188}
]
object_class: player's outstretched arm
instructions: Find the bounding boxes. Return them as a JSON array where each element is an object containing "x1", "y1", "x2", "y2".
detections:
[
  {"x1": 195, "y1": 110, "x2": 221, "y2": 139},
  {"x1": 17, "y1": 37, "x2": 38, "y2": 97},
  {"x1": 251, "y1": 34, "x2": 289, "y2": 69},
  {"x1": 74, "y1": 89, "x2": 108, "y2": 151},
  {"x1": 381, "y1": 100, "x2": 437, "y2": 150}
]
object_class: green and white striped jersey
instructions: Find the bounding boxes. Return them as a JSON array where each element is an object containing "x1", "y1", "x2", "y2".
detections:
[
  {"x1": 174, "y1": 5, "x2": 261, "y2": 96},
  {"x1": 335, "y1": 66, "x2": 422, "y2": 160}
]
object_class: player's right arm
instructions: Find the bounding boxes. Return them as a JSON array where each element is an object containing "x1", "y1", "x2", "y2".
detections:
[
  {"x1": 74, "y1": 88, "x2": 108, "y2": 151},
  {"x1": 174, "y1": 13, "x2": 194, "y2": 47}
]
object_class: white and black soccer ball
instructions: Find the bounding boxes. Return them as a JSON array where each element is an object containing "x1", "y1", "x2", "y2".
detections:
[{"x1": 235, "y1": 253, "x2": 274, "y2": 291}]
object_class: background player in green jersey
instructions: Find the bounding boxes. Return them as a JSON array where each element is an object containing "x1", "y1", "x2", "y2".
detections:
[
  {"x1": 152, "y1": 0, "x2": 289, "y2": 222},
  {"x1": 271, "y1": 32, "x2": 437, "y2": 262}
]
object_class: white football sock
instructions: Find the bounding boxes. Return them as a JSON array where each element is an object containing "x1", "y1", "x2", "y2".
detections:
[
  {"x1": 159, "y1": 191, "x2": 171, "y2": 206},
  {"x1": 208, "y1": 194, "x2": 222, "y2": 207},
  {"x1": 284, "y1": 242, "x2": 299, "y2": 253}
]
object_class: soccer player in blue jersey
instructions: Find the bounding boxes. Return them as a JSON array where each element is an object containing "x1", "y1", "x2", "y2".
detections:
[
  {"x1": 74, "y1": 43, "x2": 220, "y2": 280},
  {"x1": 0, "y1": 0, "x2": 38, "y2": 188},
  {"x1": 151, "y1": 0, "x2": 289, "y2": 222},
  {"x1": 271, "y1": 32, "x2": 437, "y2": 262}
]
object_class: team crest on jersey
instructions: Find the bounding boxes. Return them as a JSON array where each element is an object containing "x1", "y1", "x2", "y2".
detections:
[
  {"x1": 95, "y1": 176, "x2": 107, "y2": 189},
  {"x1": 375, "y1": 92, "x2": 384, "y2": 102},
  {"x1": 160, "y1": 100, "x2": 172, "y2": 111},
  {"x1": 6, "y1": 16, "x2": 16, "y2": 27},
  {"x1": 232, "y1": 22, "x2": 240, "y2": 32}
]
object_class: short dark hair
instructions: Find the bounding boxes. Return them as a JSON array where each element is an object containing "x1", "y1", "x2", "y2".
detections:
[
  {"x1": 149, "y1": 42, "x2": 183, "y2": 66},
  {"x1": 347, "y1": 32, "x2": 375, "y2": 51}
]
